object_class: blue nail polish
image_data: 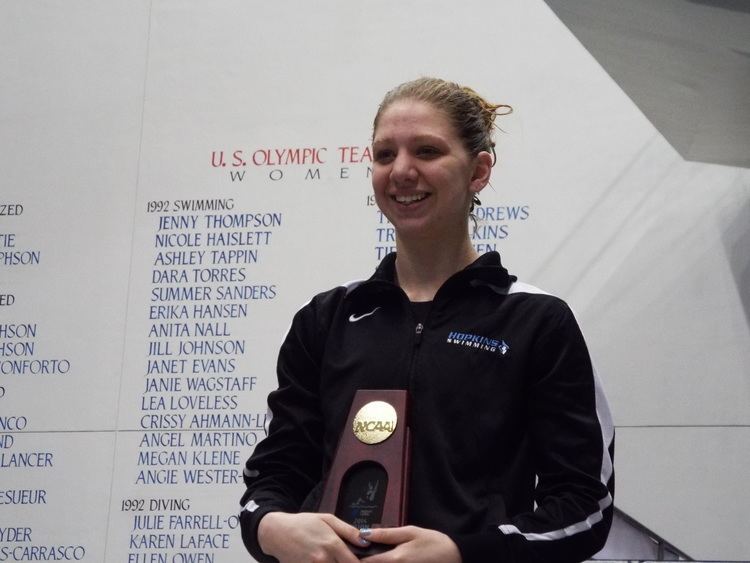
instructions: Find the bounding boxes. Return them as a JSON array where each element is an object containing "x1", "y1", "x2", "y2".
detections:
[{"x1": 359, "y1": 537, "x2": 371, "y2": 546}]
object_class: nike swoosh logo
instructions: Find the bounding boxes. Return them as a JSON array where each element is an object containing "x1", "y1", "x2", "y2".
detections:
[{"x1": 349, "y1": 307, "x2": 380, "y2": 322}]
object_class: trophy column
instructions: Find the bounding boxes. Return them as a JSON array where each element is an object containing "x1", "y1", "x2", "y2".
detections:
[{"x1": 318, "y1": 390, "x2": 411, "y2": 554}]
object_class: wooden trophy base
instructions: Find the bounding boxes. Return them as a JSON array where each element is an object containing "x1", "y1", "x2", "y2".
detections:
[{"x1": 318, "y1": 390, "x2": 410, "y2": 556}]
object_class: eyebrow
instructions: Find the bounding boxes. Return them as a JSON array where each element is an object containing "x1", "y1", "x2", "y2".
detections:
[{"x1": 372, "y1": 134, "x2": 446, "y2": 147}]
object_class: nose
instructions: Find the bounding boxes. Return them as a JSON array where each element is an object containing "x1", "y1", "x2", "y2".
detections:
[{"x1": 390, "y1": 152, "x2": 418, "y2": 187}]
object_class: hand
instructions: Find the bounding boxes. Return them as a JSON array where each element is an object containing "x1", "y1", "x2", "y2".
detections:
[
  {"x1": 257, "y1": 512, "x2": 367, "y2": 563},
  {"x1": 359, "y1": 525, "x2": 462, "y2": 563}
]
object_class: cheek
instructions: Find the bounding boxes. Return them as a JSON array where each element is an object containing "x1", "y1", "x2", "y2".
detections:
[{"x1": 371, "y1": 166, "x2": 389, "y2": 194}]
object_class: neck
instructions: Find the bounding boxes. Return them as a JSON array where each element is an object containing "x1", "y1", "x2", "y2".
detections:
[{"x1": 394, "y1": 232, "x2": 479, "y2": 302}]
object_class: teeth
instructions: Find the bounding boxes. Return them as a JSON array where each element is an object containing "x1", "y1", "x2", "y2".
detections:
[{"x1": 394, "y1": 193, "x2": 427, "y2": 204}]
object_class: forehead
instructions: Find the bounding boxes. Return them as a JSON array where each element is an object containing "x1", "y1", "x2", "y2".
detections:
[{"x1": 373, "y1": 99, "x2": 458, "y2": 143}]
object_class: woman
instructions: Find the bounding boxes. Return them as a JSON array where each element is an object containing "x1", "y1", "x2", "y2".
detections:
[{"x1": 239, "y1": 77, "x2": 615, "y2": 563}]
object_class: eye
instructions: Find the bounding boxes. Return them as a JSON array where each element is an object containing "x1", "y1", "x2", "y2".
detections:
[
  {"x1": 416, "y1": 146, "x2": 441, "y2": 159},
  {"x1": 374, "y1": 149, "x2": 396, "y2": 164}
]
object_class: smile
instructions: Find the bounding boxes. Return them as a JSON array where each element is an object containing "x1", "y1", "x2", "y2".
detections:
[{"x1": 393, "y1": 193, "x2": 429, "y2": 205}]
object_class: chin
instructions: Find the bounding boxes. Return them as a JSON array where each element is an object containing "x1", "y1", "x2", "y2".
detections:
[{"x1": 392, "y1": 221, "x2": 441, "y2": 242}]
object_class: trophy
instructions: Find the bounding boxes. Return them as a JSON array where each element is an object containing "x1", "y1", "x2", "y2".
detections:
[{"x1": 318, "y1": 389, "x2": 411, "y2": 556}]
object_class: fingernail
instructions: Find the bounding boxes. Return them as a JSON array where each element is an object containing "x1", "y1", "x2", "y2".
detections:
[{"x1": 358, "y1": 528, "x2": 371, "y2": 546}]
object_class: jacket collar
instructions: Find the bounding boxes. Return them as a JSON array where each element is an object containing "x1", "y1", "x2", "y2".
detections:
[{"x1": 347, "y1": 251, "x2": 516, "y2": 299}]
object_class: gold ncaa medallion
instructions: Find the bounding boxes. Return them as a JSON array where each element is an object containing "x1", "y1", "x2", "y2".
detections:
[{"x1": 352, "y1": 400, "x2": 398, "y2": 444}]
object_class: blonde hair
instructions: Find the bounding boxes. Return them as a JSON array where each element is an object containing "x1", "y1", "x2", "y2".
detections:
[{"x1": 373, "y1": 77, "x2": 512, "y2": 158}]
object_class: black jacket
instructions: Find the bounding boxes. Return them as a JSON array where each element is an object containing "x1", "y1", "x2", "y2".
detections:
[{"x1": 240, "y1": 252, "x2": 615, "y2": 563}]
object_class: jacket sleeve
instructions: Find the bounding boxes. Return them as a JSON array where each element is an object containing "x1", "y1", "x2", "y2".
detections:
[
  {"x1": 238, "y1": 297, "x2": 328, "y2": 562},
  {"x1": 450, "y1": 302, "x2": 615, "y2": 563}
]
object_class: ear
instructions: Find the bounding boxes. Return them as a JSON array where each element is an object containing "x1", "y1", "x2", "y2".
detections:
[{"x1": 469, "y1": 150, "x2": 493, "y2": 193}]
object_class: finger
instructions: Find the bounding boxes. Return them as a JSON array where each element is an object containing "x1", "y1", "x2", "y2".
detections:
[
  {"x1": 359, "y1": 525, "x2": 416, "y2": 546},
  {"x1": 331, "y1": 542, "x2": 365, "y2": 563},
  {"x1": 319, "y1": 514, "x2": 372, "y2": 550}
]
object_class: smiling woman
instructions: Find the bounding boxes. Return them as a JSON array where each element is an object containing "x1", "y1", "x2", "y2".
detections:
[
  {"x1": 239, "y1": 78, "x2": 615, "y2": 563},
  {"x1": 371, "y1": 99, "x2": 490, "y2": 254}
]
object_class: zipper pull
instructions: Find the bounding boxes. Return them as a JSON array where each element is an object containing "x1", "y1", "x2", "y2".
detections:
[{"x1": 415, "y1": 322, "x2": 424, "y2": 344}]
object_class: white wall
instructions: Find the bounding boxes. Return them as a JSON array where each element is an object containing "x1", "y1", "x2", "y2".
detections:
[{"x1": 1, "y1": 1, "x2": 748, "y2": 561}]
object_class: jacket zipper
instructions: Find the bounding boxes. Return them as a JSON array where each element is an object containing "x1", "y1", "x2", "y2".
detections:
[
  {"x1": 405, "y1": 318, "x2": 425, "y2": 448},
  {"x1": 407, "y1": 316, "x2": 428, "y2": 390},
  {"x1": 405, "y1": 311, "x2": 425, "y2": 388},
  {"x1": 415, "y1": 322, "x2": 424, "y2": 344}
]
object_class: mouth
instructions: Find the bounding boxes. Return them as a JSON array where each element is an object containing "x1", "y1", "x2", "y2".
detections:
[{"x1": 393, "y1": 193, "x2": 429, "y2": 205}]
